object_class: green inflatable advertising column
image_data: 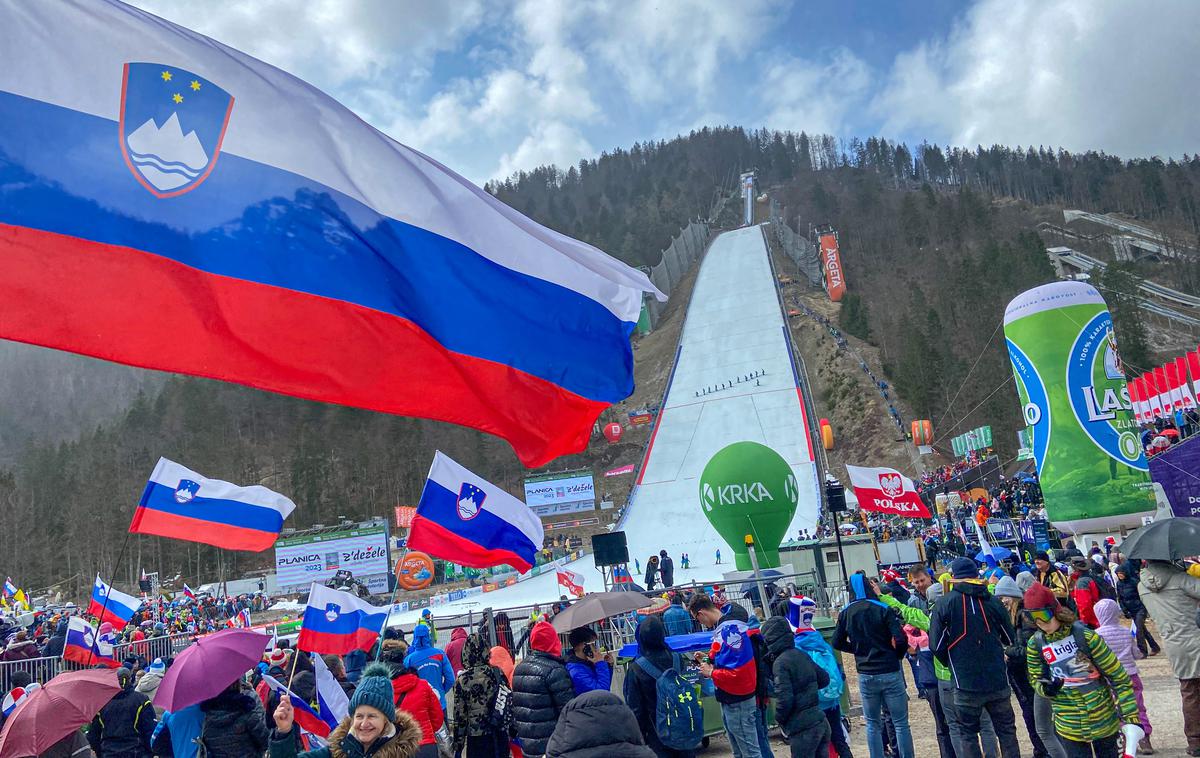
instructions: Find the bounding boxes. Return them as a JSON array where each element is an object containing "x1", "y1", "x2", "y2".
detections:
[
  {"x1": 699, "y1": 441, "x2": 798, "y2": 569},
  {"x1": 1003, "y1": 281, "x2": 1155, "y2": 534}
]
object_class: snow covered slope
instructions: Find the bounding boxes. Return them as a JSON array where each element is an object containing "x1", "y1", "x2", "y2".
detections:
[{"x1": 391, "y1": 226, "x2": 821, "y2": 624}]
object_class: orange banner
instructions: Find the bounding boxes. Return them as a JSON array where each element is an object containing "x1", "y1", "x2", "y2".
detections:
[{"x1": 819, "y1": 233, "x2": 847, "y2": 302}]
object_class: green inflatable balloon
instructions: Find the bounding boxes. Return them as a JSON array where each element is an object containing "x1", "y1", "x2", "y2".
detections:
[{"x1": 699, "y1": 441, "x2": 798, "y2": 570}]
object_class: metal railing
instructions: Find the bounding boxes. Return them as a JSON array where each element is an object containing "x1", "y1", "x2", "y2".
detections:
[{"x1": 0, "y1": 631, "x2": 198, "y2": 688}]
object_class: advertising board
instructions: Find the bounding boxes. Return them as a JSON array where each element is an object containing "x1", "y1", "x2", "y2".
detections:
[
  {"x1": 524, "y1": 469, "x2": 595, "y2": 517},
  {"x1": 818, "y1": 232, "x2": 846, "y2": 302},
  {"x1": 275, "y1": 525, "x2": 390, "y2": 594}
]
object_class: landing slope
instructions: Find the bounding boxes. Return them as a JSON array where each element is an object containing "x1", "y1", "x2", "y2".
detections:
[{"x1": 394, "y1": 226, "x2": 821, "y2": 622}]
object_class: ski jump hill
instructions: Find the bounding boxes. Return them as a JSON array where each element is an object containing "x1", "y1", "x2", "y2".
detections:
[{"x1": 392, "y1": 225, "x2": 822, "y2": 624}]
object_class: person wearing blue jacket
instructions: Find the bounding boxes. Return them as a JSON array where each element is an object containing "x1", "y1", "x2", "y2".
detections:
[
  {"x1": 152, "y1": 703, "x2": 204, "y2": 758},
  {"x1": 565, "y1": 627, "x2": 613, "y2": 695},
  {"x1": 662, "y1": 594, "x2": 693, "y2": 636},
  {"x1": 789, "y1": 596, "x2": 851, "y2": 758},
  {"x1": 403, "y1": 623, "x2": 455, "y2": 708}
]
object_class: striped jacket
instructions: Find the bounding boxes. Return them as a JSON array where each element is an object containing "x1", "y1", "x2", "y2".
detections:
[{"x1": 1025, "y1": 622, "x2": 1139, "y2": 741}]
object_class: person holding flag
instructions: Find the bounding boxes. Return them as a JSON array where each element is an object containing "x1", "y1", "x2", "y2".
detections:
[{"x1": 271, "y1": 664, "x2": 425, "y2": 758}]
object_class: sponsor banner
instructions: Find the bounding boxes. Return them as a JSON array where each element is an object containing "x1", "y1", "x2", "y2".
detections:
[
  {"x1": 394, "y1": 506, "x2": 416, "y2": 528},
  {"x1": 275, "y1": 526, "x2": 390, "y2": 593},
  {"x1": 818, "y1": 232, "x2": 847, "y2": 302},
  {"x1": 464, "y1": 586, "x2": 483, "y2": 598},
  {"x1": 524, "y1": 470, "x2": 595, "y2": 512},
  {"x1": 482, "y1": 582, "x2": 499, "y2": 593},
  {"x1": 605, "y1": 464, "x2": 635, "y2": 477},
  {"x1": 1017, "y1": 428, "x2": 1035, "y2": 461},
  {"x1": 846, "y1": 464, "x2": 932, "y2": 518},
  {"x1": 1149, "y1": 438, "x2": 1200, "y2": 518},
  {"x1": 629, "y1": 413, "x2": 654, "y2": 426},
  {"x1": 503, "y1": 577, "x2": 518, "y2": 587},
  {"x1": 546, "y1": 517, "x2": 600, "y2": 530},
  {"x1": 531, "y1": 500, "x2": 596, "y2": 517},
  {"x1": 600, "y1": 499, "x2": 616, "y2": 510},
  {"x1": 1004, "y1": 281, "x2": 1155, "y2": 532}
]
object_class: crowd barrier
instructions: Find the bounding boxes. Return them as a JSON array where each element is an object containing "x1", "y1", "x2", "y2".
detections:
[{"x1": 0, "y1": 631, "x2": 198, "y2": 690}]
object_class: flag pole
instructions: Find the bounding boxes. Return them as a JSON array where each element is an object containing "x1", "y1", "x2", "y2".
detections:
[
  {"x1": 89, "y1": 530, "x2": 134, "y2": 666},
  {"x1": 375, "y1": 549, "x2": 408, "y2": 661}
]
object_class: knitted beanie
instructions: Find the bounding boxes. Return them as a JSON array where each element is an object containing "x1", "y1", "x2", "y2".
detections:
[
  {"x1": 950, "y1": 557, "x2": 979, "y2": 580},
  {"x1": 348, "y1": 663, "x2": 396, "y2": 721},
  {"x1": 994, "y1": 576, "x2": 1022, "y2": 599},
  {"x1": 1023, "y1": 582, "x2": 1059, "y2": 612}
]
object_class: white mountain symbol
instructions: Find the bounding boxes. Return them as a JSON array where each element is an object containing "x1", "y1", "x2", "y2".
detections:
[
  {"x1": 126, "y1": 112, "x2": 210, "y2": 191},
  {"x1": 458, "y1": 495, "x2": 480, "y2": 518}
]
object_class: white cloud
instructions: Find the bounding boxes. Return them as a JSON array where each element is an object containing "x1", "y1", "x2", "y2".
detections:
[
  {"x1": 874, "y1": 0, "x2": 1200, "y2": 158},
  {"x1": 759, "y1": 49, "x2": 873, "y2": 136},
  {"x1": 495, "y1": 121, "x2": 595, "y2": 179}
]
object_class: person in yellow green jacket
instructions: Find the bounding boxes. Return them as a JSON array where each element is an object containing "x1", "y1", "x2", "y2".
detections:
[
  {"x1": 1022, "y1": 583, "x2": 1141, "y2": 758},
  {"x1": 875, "y1": 577, "x2": 999, "y2": 758}
]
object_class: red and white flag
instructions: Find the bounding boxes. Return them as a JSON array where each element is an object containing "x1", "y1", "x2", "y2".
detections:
[
  {"x1": 845, "y1": 465, "x2": 932, "y2": 518},
  {"x1": 557, "y1": 568, "x2": 585, "y2": 598}
]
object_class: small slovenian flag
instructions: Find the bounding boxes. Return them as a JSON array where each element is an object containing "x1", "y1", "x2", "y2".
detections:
[
  {"x1": 63, "y1": 616, "x2": 119, "y2": 668},
  {"x1": 262, "y1": 673, "x2": 339, "y2": 738},
  {"x1": 407, "y1": 451, "x2": 544, "y2": 573},
  {"x1": 131, "y1": 458, "x2": 296, "y2": 552},
  {"x1": 87, "y1": 575, "x2": 142, "y2": 627},
  {"x1": 296, "y1": 584, "x2": 388, "y2": 655},
  {"x1": 2, "y1": 578, "x2": 15, "y2": 598},
  {"x1": 182, "y1": 583, "x2": 196, "y2": 602}
]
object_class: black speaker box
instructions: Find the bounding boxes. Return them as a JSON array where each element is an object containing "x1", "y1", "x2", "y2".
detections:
[{"x1": 592, "y1": 531, "x2": 629, "y2": 567}]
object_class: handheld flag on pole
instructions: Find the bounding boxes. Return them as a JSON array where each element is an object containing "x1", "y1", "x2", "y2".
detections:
[
  {"x1": 408, "y1": 451, "x2": 544, "y2": 573},
  {"x1": 63, "y1": 616, "x2": 119, "y2": 668},
  {"x1": 88, "y1": 575, "x2": 142, "y2": 627},
  {"x1": 0, "y1": 2, "x2": 662, "y2": 468},
  {"x1": 131, "y1": 458, "x2": 296, "y2": 551},
  {"x1": 2, "y1": 578, "x2": 15, "y2": 598},
  {"x1": 12, "y1": 588, "x2": 30, "y2": 612},
  {"x1": 182, "y1": 583, "x2": 197, "y2": 602},
  {"x1": 557, "y1": 568, "x2": 585, "y2": 598},
  {"x1": 297, "y1": 584, "x2": 388, "y2": 655},
  {"x1": 845, "y1": 465, "x2": 932, "y2": 518},
  {"x1": 262, "y1": 674, "x2": 339, "y2": 738}
]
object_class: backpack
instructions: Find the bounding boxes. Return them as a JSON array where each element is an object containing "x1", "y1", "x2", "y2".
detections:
[
  {"x1": 634, "y1": 654, "x2": 703, "y2": 751},
  {"x1": 484, "y1": 672, "x2": 515, "y2": 734},
  {"x1": 1093, "y1": 573, "x2": 1118, "y2": 602}
]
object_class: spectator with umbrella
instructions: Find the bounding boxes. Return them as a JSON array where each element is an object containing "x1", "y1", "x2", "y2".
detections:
[{"x1": 1125, "y1": 518, "x2": 1200, "y2": 756}]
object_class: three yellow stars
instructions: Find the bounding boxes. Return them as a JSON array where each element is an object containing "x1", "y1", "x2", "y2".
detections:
[{"x1": 161, "y1": 70, "x2": 201, "y2": 104}]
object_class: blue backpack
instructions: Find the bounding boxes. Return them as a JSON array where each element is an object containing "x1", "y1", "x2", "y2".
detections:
[{"x1": 634, "y1": 653, "x2": 704, "y2": 750}]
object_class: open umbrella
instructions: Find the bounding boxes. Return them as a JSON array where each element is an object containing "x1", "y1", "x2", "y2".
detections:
[
  {"x1": 153, "y1": 628, "x2": 273, "y2": 712},
  {"x1": 976, "y1": 546, "x2": 1014, "y2": 562},
  {"x1": 550, "y1": 591, "x2": 652, "y2": 631},
  {"x1": 1121, "y1": 517, "x2": 1200, "y2": 561},
  {"x1": 0, "y1": 668, "x2": 120, "y2": 758}
]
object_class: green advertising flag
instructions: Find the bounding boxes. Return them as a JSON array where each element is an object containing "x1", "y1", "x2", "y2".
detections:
[
  {"x1": 1003, "y1": 281, "x2": 1155, "y2": 533},
  {"x1": 1017, "y1": 428, "x2": 1034, "y2": 461},
  {"x1": 981, "y1": 426, "x2": 993, "y2": 448},
  {"x1": 699, "y1": 441, "x2": 798, "y2": 570}
]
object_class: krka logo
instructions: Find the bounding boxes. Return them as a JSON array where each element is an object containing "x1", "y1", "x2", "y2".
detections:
[
  {"x1": 120, "y1": 63, "x2": 234, "y2": 197},
  {"x1": 702, "y1": 481, "x2": 772, "y2": 512},
  {"x1": 1067, "y1": 314, "x2": 1146, "y2": 469}
]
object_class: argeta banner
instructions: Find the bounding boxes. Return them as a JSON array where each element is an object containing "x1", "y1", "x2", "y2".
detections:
[{"x1": 846, "y1": 465, "x2": 932, "y2": 518}]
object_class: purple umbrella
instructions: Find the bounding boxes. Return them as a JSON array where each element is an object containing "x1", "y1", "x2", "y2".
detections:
[{"x1": 153, "y1": 628, "x2": 273, "y2": 712}]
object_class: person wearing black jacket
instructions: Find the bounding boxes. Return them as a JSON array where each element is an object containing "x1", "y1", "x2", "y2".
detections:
[
  {"x1": 88, "y1": 667, "x2": 157, "y2": 758},
  {"x1": 930, "y1": 558, "x2": 1020, "y2": 758},
  {"x1": 833, "y1": 571, "x2": 912, "y2": 758},
  {"x1": 763, "y1": 617, "x2": 831, "y2": 758},
  {"x1": 198, "y1": 680, "x2": 270, "y2": 756},
  {"x1": 545, "y1": 690, "x2": 655, "y2": 758},
  {"x1": 1115, "y1": 561, "x2": 1160, "y2": 657},
  {"x1": 658, "y1": 550, "x2": 675, "y2": 588},
  {"x1": 41, "y1": 618, "x2": 68, "y2": 658},
  {"x1": 512, "y1": 620, "x2": 575, "y2": 758},
  {"x1": 624, "y1": 616, "x2": 695, "y2": 758}
]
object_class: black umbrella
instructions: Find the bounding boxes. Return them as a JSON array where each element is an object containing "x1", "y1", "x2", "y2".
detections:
[
  {"x1": 738, "y1": 570, "x2": 783, "y2": 597},
  {"x1": 1120, "y1": 517, "x2": 1200, "y2": 561},
  {"x1": 550, "y1": 591, "x2": 653, "y2": 632}
]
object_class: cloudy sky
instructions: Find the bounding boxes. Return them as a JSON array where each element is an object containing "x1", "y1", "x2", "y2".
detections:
[{"x1": 130, "y1": 0, "x2": 1199, "y2": 185}]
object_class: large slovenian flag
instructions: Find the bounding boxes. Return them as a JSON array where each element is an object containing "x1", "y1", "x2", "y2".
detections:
[
  {"x1": 297, "y1": 584, "x2": 388, "y2": 655},
  {"x1": 63, "y1": 616, "x2": 120, "y2": 668},
  {"x1": 0, "y1": 2, "x2": 662, "y2": 469},
  {"x1": 88, "y1": 575, "x2": 142, "y2": 627},
  {"x1": 132, "y1": 457, "x2": 296, "y2": 551},
  {"x1": 408, "y1": 451, "x2": 544, "y2": 573}
]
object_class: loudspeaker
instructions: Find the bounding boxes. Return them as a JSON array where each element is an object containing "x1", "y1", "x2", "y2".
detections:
[
  {"x1": 825, "y1": 480, "x2": 847, "y2": 513},
  {"x1": 592, "y1": 531, "x2": 629, "y2": 567}
]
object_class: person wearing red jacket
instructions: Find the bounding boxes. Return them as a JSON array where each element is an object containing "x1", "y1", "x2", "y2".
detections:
[
  {"x1": 393, "y1": 665, "x2": 445, "y2": 758},
  {"x1": 1069, "y1": 557, "x2": 1102, "y2": 628},
  {"x1": 445, "y1": 627, "x2": 468, "y2": 675}
]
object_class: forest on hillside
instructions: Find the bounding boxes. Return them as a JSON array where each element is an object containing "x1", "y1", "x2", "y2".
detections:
[{"x1": 3, "y1": 125, "x2": 1200, "y2": 591}]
